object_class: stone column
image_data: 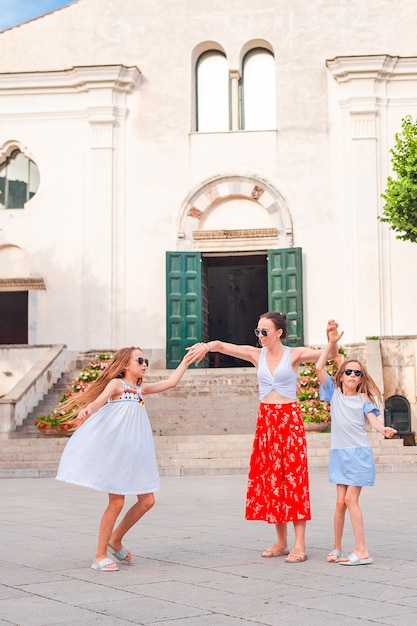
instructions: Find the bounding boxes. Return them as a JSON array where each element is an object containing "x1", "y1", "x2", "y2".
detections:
[
  {"x1": 80, "y1": 65, "x2": 140, "y2": 348},
  {"x1": 326, "y1": 55, "x2": 397, "y2": 339}
]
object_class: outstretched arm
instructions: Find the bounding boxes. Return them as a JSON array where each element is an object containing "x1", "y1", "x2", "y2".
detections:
[
  {"x1": 291, "y1": 320, "x2": 342, "y2": 370},
  {"x1": 367, "y1": 411, "x2": 397, "y2": 438},
  {"x1": 142, "y1": 352, "x2": 193, "y2": 395},
  {"x1": 186, "y1": 340, "x2": 259, "y2": 367},
  {"x1": 315, "y1": 324, "x2": 344, "y2": 387},
  {"x1": 326, "y1": 319, "x2": 341, "y2": 360}
]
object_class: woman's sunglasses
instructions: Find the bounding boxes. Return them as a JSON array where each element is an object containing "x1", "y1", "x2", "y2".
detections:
[
  {"x1": 254, "y1": 328, "x2": 269, "y2": 337},
  {"x1": 137, "y1": 357, "x2": 149, "y2": 366},
  {"x1": 343, "y1": 369, "x2": 362, "y2": 377}
]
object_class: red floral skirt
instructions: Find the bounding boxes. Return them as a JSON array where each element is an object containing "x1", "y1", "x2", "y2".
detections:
[{"x1": 245, "y1": 402, "x2": 311, "y2": 524}]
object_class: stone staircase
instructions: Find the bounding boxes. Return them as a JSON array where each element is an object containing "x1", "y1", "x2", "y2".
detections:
[
  {"x1": 9, "y1": 351, "x2": 103, "y2": 439},
  {"x1": 306, "y1": 431, "x2": 417, "y2": 473},
  {"x1": 1, "y1": 431, "x2": 417, "y2": 478},
  {"x1": 10, "y1": 371, "x2": 78, "y2": 438},
  {"x1": 1, "y1": 361, "x2": 417, "y2": 477}
]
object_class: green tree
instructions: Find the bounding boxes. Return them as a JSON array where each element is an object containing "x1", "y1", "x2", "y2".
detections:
[{"x1": 379, "y1": 115, "x2": 417, "y2": 243}]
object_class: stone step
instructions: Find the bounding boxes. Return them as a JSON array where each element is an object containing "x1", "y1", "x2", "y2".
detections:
[
  {"x1": 10, "y1": 351, "x2": 112, "y2": 438},
  {"x1": 13, "y1": 365, "x2": 260, "y2": 438},
  {"x1": 1, "y1": 432, "x2": 417, "y2": 477}
]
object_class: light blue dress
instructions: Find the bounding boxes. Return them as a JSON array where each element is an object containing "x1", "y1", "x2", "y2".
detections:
[
  {"x1": 320, "y1": 374, "x2": 381, "y2": 486},
  {"x1": 56, "y1": 380, "x2": 160, "y2": 495}
]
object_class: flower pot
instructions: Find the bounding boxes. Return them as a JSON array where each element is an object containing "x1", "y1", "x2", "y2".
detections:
[
  {"x1": 41, "y1": 427, "x2": 71, "y2": 437},
  {"x1": 303, "y1": 422, "x2": 329, "y2": 432}
]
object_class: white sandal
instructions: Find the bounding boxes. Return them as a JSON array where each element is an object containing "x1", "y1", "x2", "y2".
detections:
[{"x1": 91, "y1": 557, "x2": 119, "y2": 571}]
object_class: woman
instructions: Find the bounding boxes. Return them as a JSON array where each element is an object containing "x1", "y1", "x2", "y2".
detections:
[{"x1": 187, "y1": 313, "x2": 339, "y2": 563}]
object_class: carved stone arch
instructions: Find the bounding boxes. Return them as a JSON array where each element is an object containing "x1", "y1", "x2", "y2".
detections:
[{"x1": 177, "y1": 173, "x2": 293, "y2": 250}]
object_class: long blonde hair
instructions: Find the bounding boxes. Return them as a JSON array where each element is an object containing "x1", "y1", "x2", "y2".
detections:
[
  {"x1": 335, "y1": 357, "x2": 382, "y2": 407},
  {"x1": 61, "y1": 347, "x2": 142, "y2": 414}
]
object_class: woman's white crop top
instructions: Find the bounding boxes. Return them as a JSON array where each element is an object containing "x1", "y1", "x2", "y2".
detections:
[{"x1": 257, "y1": 346, "x2": 297, "y2": 400}]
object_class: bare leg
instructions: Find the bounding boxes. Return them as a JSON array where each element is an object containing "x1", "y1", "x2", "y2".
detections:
[
  {"x1": 262, "y1": 522, "x2": 289, "y2": 557},
  {"x1": 293, "y1": 520, "x2": 306, "y2": 552},
  {"x1": 342, "y1": 485, "x2": 369, "y2": 559},
  {"x1": 93, "y1": 493, "x2": 125, "y2": 568},
  {"x1": 285, "y1": 520, "x2": 307, "y2": 563},
  {"x1": 109, "y1": 492, "x2": 155, "y2": 562},
  {"x1": 326, "y1": 484, "x2": 347, "y2": 562}
]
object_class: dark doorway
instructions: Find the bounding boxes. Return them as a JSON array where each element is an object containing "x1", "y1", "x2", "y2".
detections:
[
  {"x1": 0, "y1": 291, "x2": 28, "y2": 344},
  {"x1": 203, "y1": 253, "x2": 268, "y2": 367},
  {"x1": 384, "y1": 395, "x2": 415, "y2": 445}
]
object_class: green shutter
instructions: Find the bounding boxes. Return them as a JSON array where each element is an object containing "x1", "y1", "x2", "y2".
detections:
[
  {"x1": 268, "y1": 248, "x2": 303, "y2": 346},
  {"x1": 166, "y1": 252, "x2": 202, "y2": 368}
]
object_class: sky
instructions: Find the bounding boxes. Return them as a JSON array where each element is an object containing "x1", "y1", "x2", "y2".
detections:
[{"x1": 0, "y1": 0, "x2": 75, "y2": 32}]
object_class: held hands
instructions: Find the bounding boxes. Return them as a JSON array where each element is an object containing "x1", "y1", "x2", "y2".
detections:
[
  {"x1": 183, "y1": 350, "x2": 197, "y2": 366},
  {"x1": 186, "y1": 342, "x2": 208, "y2": 366},
  {"x1": 327, "y1": 319, "x2": 344, "y2": 344},
  {"x1": 382, "y1": 426, "x2": 398, "y2": 439}
]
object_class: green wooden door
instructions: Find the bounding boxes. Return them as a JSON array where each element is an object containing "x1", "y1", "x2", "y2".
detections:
[
  {"x1": 268, "y1": 248, "x2": 303, "y2": 346},
  {"x1": 166, "y1": 248, "x2": 304, "y2": 366},
  {"x1": 166, "y1": 252, "x2": 202, "y2": 368}
]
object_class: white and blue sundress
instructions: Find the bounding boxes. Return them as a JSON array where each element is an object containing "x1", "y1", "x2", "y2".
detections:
[
  {"x1": 320, "y1": 374, "x2": 381, "y2": 487},
  {"x1": 56, "y1": 380, "x2": 160, "y2": 495}
]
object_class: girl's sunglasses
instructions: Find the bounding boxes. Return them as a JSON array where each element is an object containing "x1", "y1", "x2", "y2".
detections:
[
  {"x1": 343, "y1": 369, "x2": 362, "y2": 377},
  {"x1": 254, "y1": 328, "x2": 269, "y2": 337},
  {"x1": 137, "y1": 357, "x2": 149, "y2": 366}
]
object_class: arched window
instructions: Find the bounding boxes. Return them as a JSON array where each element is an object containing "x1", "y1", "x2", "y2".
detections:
[
  {"x1": 241, "y1": 48, "x2": 276, "y2": 130},
  {"x1": 196, "y1": 51, "x2": 229, "y2": 132},
  {"x1": 0, "y1": 149, "x2": 40, "y2": 209}
]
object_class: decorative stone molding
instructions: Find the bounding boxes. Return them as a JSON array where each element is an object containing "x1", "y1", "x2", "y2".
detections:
[
  {"x1": 0, "y1": 65, "x2": 141, "y2": 123},
  {"x1": 351, "y1": 112, "x2": 377, "y2": 140},
  {"x1": 326, "y1": 54, "x2": 417, "y2": 112},
  {"x1": 0, "y1": 64, "x2": 140, "y2": 96},
  {"x1": 0, "y1": 278, "x2": 45, "y2": 291},
  {"x1": 193, "y1": 228, "x2": 277, "y2": 240},
  {"x1": 178, "y1": 174, "x2": 293, "y2": 250}
]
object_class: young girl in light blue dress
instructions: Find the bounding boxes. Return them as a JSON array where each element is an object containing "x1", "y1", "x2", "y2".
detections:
[
  {"x1": 56, "y1": 347, "x2": 192, "y2": 571},
  {"x1": 316, "y1": 328, "x2": 397, "y2": 566}
]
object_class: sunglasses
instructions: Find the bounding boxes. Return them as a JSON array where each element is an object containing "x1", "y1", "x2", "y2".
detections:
[
  {"x1": 137, "y1": 357, "x2": 149, "y2": 366},
  {"x1": 343, "y1": 369, "x2": 362, "y2": 377},
  {"x1": 254, "y1": 328, "x2": 269, "y2": 337}
]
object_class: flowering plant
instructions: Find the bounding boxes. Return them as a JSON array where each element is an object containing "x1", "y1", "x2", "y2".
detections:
[
  {"x1": 297, "y1": 348, "x2": 346, "y2": 424},
  {"x1": 35, "y1": 353, "x2": 114, "y2": 434},
  {"x1": 34, "y1": 408, "x2": 77, "y2": 432}
]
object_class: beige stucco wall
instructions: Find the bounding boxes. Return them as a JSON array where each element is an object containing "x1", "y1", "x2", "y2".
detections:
[
  {"x1": 380, "y1": 337, "x2": 417, "y2": 433},
  {"x1": 343, "y1": 337, "x2": 417, "y2": 434},
  {"x1": 0, "y1": 0, "x2": 416, "y2": 356}
]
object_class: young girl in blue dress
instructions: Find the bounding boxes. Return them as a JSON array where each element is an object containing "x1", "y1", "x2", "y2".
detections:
[
  {"x1": 316, "y1": 328, "x2": 397, "y2": 566},
  {"x1": 56, "y1": 347, "x2": 193, "y2": 571}
]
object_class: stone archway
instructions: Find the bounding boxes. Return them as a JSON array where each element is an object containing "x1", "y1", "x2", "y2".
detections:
[{"x1": 177, "y1": 173, "x2": 293, "y2": 251}]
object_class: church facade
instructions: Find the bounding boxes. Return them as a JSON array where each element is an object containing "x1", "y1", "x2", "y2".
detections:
[{"x1": 0, "y1": 0, "x2": 417, "y2": 368}]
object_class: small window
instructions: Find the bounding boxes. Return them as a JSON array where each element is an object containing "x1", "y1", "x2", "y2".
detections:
[
  {"x1": 0, "y1": 149, "x2": 40, "y2": 209},
  {"x1": 241, "y1": 48, "x2": 276, "y2": 130},
  {"x1": 196, "y1": 51, "x2": 230, "y2": 132}
]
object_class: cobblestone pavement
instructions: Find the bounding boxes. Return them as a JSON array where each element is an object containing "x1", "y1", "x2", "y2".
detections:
[{"x1": 0, "y1": 472, "x2": 416, "y2": 625}]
